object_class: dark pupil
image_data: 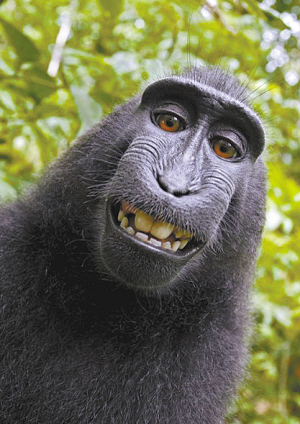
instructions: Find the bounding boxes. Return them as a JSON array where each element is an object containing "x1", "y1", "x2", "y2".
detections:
[
  {"x1": 220, "y1": 141, "x2": 230, "y2": 152},
  {"x1": 166, "y1": 116, "x2": 176, "y2": 127}
]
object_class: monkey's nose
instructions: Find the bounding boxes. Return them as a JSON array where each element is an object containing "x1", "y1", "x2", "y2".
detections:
[{"x1": 158, "y1": 171, "x2": 190, "y2": 197}]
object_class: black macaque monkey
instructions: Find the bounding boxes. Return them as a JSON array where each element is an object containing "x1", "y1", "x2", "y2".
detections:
[{"x1": 0, "y1": 66, "x2": 266, "y2": 424}]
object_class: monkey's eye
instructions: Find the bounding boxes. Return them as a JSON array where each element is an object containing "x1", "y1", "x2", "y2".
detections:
[
  {"x1": 212, "y1": 138, "x2": 240, "y2": 159},
  {"x1": 155, "y1": 113, "x2": 183, "y2": 132}
]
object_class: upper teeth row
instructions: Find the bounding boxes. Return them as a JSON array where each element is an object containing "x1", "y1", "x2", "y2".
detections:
[{"x1": 118, "y1": 201, "x2": 192, "y2": 253}]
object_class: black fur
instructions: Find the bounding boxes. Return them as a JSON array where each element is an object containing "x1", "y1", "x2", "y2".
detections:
[{"x1": 0, "y1": 67, "x2": 266, "y2": 423}]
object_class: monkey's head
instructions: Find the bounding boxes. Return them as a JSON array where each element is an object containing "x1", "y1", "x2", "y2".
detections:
[{"x1": 93, "y1": 67, "x2": 265, "y2": 291}]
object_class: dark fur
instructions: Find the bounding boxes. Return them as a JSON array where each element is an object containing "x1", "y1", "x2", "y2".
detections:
[{"x1": 0, "y1": 67, "x2": 266, "y2": 423}]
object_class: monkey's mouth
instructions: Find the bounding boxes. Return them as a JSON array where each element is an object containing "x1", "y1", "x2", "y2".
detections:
[{"x1": 111, "y1": 200, "x2": 199, "y2": 255}]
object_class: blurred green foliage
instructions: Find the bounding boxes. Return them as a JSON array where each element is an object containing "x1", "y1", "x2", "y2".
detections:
[{"x1": 0, "y1": 0, "x2": 299, "y2": 422}]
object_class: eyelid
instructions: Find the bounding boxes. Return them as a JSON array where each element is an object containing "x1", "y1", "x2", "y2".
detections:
[
  {"x1": 152, "y1": 103, "x2": 188, "y2": 128},
  {"x1": 212, "y1": 135, "x2": 241, "y2": 150}
]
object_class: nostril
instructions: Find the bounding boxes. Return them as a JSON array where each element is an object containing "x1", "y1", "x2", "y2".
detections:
[
  {"x1": 158, "y1": 174, "x2": 190, "y2": 197},
  {"x1": 172, "y1": 189, "x2": 190, "y2": 198}
]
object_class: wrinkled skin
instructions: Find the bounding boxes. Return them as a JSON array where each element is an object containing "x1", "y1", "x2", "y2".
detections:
[{"x1": 0, "y1": 67, "x2": 266, "y2": 424}]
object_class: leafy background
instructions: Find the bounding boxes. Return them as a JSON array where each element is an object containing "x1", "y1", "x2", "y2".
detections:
[{"x1": 0, "y1": 0, "x2": 299, "y2": 422}]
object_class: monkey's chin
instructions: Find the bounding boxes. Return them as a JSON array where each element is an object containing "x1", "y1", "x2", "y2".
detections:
[{"x1": 99, "y1": 200, "x2": 204, "y2": 291}]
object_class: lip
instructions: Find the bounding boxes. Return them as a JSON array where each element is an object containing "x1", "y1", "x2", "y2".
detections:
[{"x1": 108, "y1": 200, "x2": 204, "y2": 260}]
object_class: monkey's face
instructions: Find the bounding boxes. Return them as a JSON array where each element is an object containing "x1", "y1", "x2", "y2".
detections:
[{"x1": 98, "y1": 73, "x2": 265, "y2": 291}]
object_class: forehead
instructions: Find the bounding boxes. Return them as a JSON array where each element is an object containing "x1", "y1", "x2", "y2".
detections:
[{"x1": 143, "y1": 77, "x2": 251, "y2": 115}]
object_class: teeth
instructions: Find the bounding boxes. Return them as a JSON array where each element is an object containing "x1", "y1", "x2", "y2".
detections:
[
  {"x1": 150, "y1": 221, "x2": 174, "y2": 240},
  {"x1": 135, "y1": 232, "x2": 149, "y2": 242},
  {"x1": 171, "y1": 241, "x2": 181, "y2": 252},
  {"x1": 180, "y1": 239, "x2": 190, "y2": 250},
  {"x1": 120, "y1": 217, "x2": 128, "y2": 229},
  {"x1": 174, "y1": 229, "x2": 184, "y2": 238},
  {"x1": 181, "y1": 231, "x2": 192, "y2": 240},
  {"x1": 162, "y1": 241, "x2": 172, "y2": 250},
  {"x1": 135, "y1": 210, "x2": 154, "y2": 233},
  {"x1": 118, "y1": 202, "x2": 193, "y2": 253},
  {"x1": 125, "y1": 226, "x2": 135, "y2": 235},
  {"x1": 149, "y1": 238, "x2": 162, "y2": 248},
  {"x1": 118, "y1": 210, "x2": 125, "y2": 222}
]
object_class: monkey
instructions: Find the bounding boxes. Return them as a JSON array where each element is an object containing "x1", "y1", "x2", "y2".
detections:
[{"x1": 0, "y1": 66, "x2": 266, "y2": 424}]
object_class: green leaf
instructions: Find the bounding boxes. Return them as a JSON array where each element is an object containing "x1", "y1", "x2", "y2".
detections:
[
  {"x1": 242, "y1": 0, "x2": 267, "y2": 19},
  {"x1": 89, "y1": 88, "x2": 122, "y2": 109},
  {"x1": 97, "y1": 0, "x2": 124, "y2": 18},
  {"x1": 22, "y1": 66, "x2": 57, "y2": 101},
  {"x1": 0, "y1": 17, "x2": 40, "y2": 63},
  {"x1": 264, "y1": 10, "x2": 289, "y2": 31}
]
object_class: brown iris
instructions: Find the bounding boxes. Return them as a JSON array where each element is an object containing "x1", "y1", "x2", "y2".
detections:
[
  {"x1": 157, "y1": 114, "x2": 181, "y2": 132},
  {"x1": 212, "y1": 138, "x2": 238, "y2": 159}
]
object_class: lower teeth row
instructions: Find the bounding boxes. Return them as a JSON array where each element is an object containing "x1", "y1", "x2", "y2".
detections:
[{"x1": 118, "y1": 208, "x2": 191, "y2": 253}]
